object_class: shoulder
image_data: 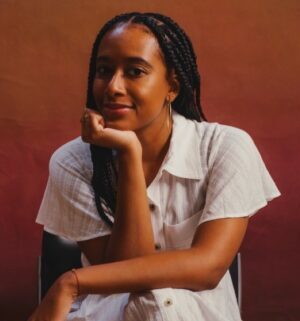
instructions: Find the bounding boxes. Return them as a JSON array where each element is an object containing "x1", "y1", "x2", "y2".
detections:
[
  {"x1": 201, "y1": 122, "x2": 254, "y2": 150},
  {"x1": 174, "y1": 112, "x2": 254, "y2": 154},
  {"x1": 191, "y1": 119, "x2": 253, "y2": 145},
  {"x1": 49, "y1": 137, "x2": 92, "y2": 182},
  {"x1": 173, "y1": 113, "x2": 258, "y2": 170},
  {"x1": 173, "y1": 111, "x2": 252, "y2": 144},
  {"x1": 197, "y1": 122, "x2": 260, "y2": 171}
]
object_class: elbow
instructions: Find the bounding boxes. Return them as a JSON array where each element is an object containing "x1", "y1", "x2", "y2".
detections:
[
  {"x1": 195, "y1": 276, "x2": 220, "y2": 291},
  {"x1": 204, "y1": 275, "x2": 221, "y2": 290},
  {"x1": 206, "y1": 266, "x2": 227, "y2": 290},
  {"x1": 190, "y1": 266, "x2": 227, "y2": 291},
  {"x1": 187, "y1": 278, "x2": 218, "y2": 291}
]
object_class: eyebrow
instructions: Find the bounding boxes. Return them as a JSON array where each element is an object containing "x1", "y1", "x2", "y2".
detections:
[{"x1": 96, "y1": 56, "x2": 153, "y2": 69}]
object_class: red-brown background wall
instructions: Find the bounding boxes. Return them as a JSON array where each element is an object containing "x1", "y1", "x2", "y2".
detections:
[{"x1": 0, "y1": 1, "x2": 299, "y2": 320}]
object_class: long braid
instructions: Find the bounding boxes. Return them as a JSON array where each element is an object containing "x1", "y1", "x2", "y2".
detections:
[
  {"x1": 132, "y1": 14, "x2": 204, "y2": 121},
  {"x1": 142, "y1": 13, "x2": 205, "y2": 121},
  {"x1": 86, "y1": 12, "x2": 206, "y2": 226}
]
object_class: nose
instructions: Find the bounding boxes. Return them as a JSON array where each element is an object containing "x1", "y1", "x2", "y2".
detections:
[{"x1": 105, "y1": 70, "x2": 126, "y2": 97}]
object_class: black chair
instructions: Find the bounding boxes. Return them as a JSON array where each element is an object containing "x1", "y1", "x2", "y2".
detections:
[
  {"x1": 39, "y1": 231, "x2": 82, "y2": 300},
  {"x1": 39, "y1": 231, "x2": 242, "y2": 310},
  {"x1": 229, "y1": 252, "x2": 242, "y2": 310}
]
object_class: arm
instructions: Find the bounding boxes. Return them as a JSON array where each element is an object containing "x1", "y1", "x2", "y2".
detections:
[
  {"x1": 77, "y1": 110, "x2": 249, "y2": 290},
  {"x1": 80, "y1": 109, "x2": 155, "y2": 263},
  {"x1": 105, "y1": 148, "x2": 155, "y2": 261},
  {"x1": 29, "y1": 214, "x2": 248, "y2": 321},
  {"x1": 73, "y1": 216, "x2": 248, "y2": 294},
  {"x1": 77, "y1": 149, "x2": 155, "y2": 264},
  {"x1": 78, "y1": 150, "x2": 155, "y2": 264}
]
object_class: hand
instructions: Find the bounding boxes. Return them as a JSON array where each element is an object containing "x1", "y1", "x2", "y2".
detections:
[
  {"x1": 27, "y1": 272, "x2": 77, "y2": 321},
  {"x1": 80, "y1": 108, "x2": 142, "y2": 155}
]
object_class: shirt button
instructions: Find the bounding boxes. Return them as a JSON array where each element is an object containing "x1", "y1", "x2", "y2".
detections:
[
  {"x1": 164, "y1": 298, "x2": 173, "y2": 306},
  {"x1": 149, "y1": 204, "x2": 155, "y2": 211},
  {"x1": 155, "y1": 243, "x2": 161, "y2": 250}
]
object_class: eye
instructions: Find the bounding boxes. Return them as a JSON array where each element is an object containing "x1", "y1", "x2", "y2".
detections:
[
  {"x1": 126, "y1": 67, "x2": 145, "y2": 77},
  {"x1": 96, "y1": 65, "x2": 112, "y2": 78}
]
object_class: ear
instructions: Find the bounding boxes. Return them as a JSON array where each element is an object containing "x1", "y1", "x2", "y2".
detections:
[{"x1": 167, "y1": 69, "x2": 180, "y2": 102}]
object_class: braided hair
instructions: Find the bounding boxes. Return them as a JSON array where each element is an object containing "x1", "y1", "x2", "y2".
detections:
[{"x1": 86, "y1": 12, "x2": 206, "y2": 227}]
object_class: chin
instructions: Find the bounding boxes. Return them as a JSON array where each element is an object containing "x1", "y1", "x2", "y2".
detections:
[{"x1": 104, "y1": 119, "x2": 134, "y2": 131}]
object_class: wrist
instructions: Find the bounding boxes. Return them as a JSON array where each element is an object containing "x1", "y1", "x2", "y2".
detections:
[
  {"x1": 118, "y1": 138, "x2": 142, "y2": 162},
  {"x1": 55, "y1": 270, "x2": 79, "y2": 299}
]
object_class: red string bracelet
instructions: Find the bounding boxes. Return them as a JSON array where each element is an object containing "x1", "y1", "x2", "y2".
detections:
[{"x1": 71, "y1": 268, "x2": 80, "y2": 296}]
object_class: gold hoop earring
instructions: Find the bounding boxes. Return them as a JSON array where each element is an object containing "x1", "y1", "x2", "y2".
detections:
[{"x1": 166, "y1": 100, "x2": 172, "y2": 130}]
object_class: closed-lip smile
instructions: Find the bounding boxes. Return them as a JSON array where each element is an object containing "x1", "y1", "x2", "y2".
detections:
[{"x1": 103, "y1": 102, "x2": 133, "y2": 109}]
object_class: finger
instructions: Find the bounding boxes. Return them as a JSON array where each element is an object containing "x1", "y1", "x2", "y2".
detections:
[
  {"x1": 85, "y1": 107, "x2": 101, "y2": 118},
  {"x1": 80, "y1": 110, "x2": 92, "y2": 142},
  {"x1": 87, "y1": 109, "x2": 105, "y2": 126},
  {"x1": 90, "y1": 113, "x2": 104, "y2": 132},
  {"x1": 82, "y1": 108, "x2": 105, "y2": 127},
  {"x1": 80, "y1": 108, "x2": 90, "y2": 124},
  {"x1": 81, "y1": 109, "x2": 106, "y2": 144}
]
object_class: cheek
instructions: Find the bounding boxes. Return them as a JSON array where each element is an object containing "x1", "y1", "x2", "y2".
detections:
[
  {"x1": 92, "y1": 80, "x2": 105, "y2": 99},
  {"x1": 134, "y1": 78, "x2": 169, "y2": 105}
]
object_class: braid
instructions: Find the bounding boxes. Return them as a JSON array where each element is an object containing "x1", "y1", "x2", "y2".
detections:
[
  {"x1": 140, "y1": 13, "x2": 205, "y2": 121},
  {"x1": 86, "y1": 12, "x2": 206, "y2": 227}
]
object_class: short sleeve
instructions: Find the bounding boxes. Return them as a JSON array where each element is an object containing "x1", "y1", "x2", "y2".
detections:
[
  {"x1": 36, "y1": 138, "x2": 112, "y2": 241},
  {"x1": 199, "y1": 127, "x2": 280, "y2": 224}
]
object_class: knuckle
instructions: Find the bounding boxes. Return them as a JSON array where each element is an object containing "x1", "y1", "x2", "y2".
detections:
[{"x1": 81, "y1": 134, "x2": 89, "y2": 143}]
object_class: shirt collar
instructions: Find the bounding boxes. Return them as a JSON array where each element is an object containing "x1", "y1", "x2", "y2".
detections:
[{"x1": 161, "y1": 111, "x2": 204, "y2": 180}]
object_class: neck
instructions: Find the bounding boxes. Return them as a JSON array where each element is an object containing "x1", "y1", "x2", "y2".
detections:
[{"x1": 136, "y1": 112, "x2": 172, "y2": 164}]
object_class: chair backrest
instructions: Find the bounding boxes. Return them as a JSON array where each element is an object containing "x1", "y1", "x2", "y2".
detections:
[
  {"x1": 229, "y1": 252, "x2": 242, "y2": 311},
  {"x1": 40, "y1": 230, "x2": 242, "y2": 310},
  {"x1": 40, "y1": 231, "x2": 82, "y2": 299}
]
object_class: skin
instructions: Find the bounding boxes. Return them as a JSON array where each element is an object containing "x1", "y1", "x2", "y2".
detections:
[{"x1": 28, "y1": 23, "x2": 248, "y2": 321}]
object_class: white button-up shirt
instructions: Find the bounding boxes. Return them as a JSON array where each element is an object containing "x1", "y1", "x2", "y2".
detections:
[{"x1": 36, "y1": 111, "x2": 280, "y2": 321}]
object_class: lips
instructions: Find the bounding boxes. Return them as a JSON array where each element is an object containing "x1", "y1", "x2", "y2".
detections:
[
  {"x1": 101, "y1": 102, "x2": 133, "y2": 120},
  {"x1": 103, "y1": 102, "x2": 133, "y2": 109}
]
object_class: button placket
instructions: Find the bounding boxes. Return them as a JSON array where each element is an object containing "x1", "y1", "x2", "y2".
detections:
[{"x1": 149, "y1": 203, "x2": 161, "y2": 251}]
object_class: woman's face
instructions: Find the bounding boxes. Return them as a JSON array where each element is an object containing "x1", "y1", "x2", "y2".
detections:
[{"x1": 92, "y1": 23, "x2": 178, "y2": 134}]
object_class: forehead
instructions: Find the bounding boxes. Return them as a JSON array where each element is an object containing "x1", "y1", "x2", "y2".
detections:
[{"x1": 97, "y1": 23, "x2": 163, "y2": 62}]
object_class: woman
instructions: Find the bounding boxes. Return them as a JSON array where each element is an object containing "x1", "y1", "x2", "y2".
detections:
[{"x1": 30, "y1": 12, "x2": 280, "y2": 321}]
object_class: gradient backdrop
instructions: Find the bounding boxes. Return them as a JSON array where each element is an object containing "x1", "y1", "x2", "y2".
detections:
[{"x1": 0, "y1": 1, "x2": 299, "y2": 320}]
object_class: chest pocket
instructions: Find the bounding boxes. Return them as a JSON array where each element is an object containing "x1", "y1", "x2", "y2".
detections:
[{"x1": 163, "y1": 211, "x2": 202, "y2": 249}]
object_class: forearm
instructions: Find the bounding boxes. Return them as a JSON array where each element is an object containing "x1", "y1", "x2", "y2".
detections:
[
  {"x1": 105, "y1": 148, "x2": 155, "y2": 262},
  {"x1": 75, "y1": 248, "x2": 217, "y2": 296}
]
